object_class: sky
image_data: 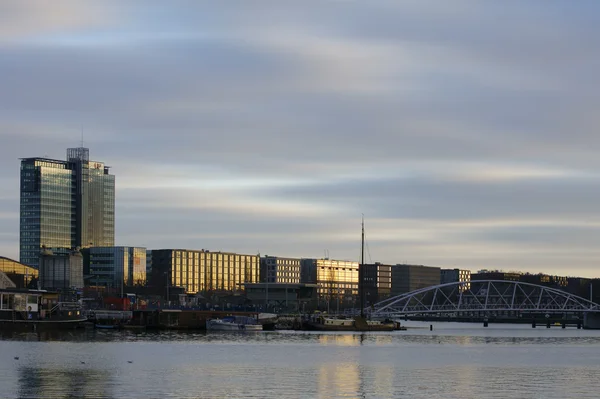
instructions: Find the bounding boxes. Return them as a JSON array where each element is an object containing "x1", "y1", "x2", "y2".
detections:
[{"x1": 1, "y1": 1, "x2": 600, "y2": 277}]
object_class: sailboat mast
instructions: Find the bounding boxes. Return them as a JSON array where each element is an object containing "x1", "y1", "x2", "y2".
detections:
[{"x1": 360, "y1": 215, "x2": 365, "y2": 318}]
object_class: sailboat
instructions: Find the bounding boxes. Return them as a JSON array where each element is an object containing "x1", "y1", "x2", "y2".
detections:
[{"x1": 304, "y1": 216, "x2": 396, "y2": 331}]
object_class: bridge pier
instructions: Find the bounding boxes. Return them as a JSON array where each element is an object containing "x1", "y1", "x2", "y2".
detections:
[
  {"x1": 531, "y1": 320, "x2": 536, "y2": 328},
  {"x1": 546, "y1": 321, "x2": 551, "y2": 328},
  {"x1": 483, "y1": 318, "x2": 488, "y2": 327}
]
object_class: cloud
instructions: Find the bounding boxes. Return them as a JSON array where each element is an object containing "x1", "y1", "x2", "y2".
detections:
[{"x1": 1, "y1": 1, "x2": 600, "y2": 277}]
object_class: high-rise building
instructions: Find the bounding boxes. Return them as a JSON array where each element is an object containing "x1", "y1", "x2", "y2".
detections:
[{"x1": 20, "y1": 147, "x2": 115, "y2": 268}]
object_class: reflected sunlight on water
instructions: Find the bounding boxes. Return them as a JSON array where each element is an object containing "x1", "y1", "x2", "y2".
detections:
[{"x1": 1, "y1": 325, "x2": 600, "y2": 398}]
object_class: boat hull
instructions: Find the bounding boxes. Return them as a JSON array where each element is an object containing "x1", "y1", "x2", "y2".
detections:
[
  {"x1": 303, "y1": 317, "x2": 396, "y2": 332},
  {"x1": 0, "y1": 318, "x2": 87, "y2": 331},
  {"x1": 206, "y1": 319, "x2": 263, "y2": 331}
]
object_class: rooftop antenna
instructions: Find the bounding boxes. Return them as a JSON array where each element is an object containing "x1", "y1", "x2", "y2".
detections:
[{"x1": 81, "y1": 126, "x2": 84, "y2": 148}]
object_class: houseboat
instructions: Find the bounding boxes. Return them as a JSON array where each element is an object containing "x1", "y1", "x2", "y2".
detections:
[
  {"x1": 304, "y1": 315, "x2": 397, "y2": 331},
  {"x1": 0, "y1": 288, "x2": 87, "y2": 330}
]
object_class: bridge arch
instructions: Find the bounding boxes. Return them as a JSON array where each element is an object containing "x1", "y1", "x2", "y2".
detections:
[{"x1": 371, "y1": 280, "x2": 600, "y2": 317}]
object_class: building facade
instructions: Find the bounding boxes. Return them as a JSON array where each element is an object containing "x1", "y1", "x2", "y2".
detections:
[
  {"x1": 391, "y1": 264, "x2": 441, "y2": 296},
  {"x1": 83, "y1": 247, "x2": 146, "y2": 294},
  {"x1": 471, "y1": 270, "x2": 521, "y2": 281},
  {"x1": 0, "y1": 271, "x2": 16, "y2": 289},
  {"x1": 39, "y1": 248, "x2": 84, "y2": 290},
  {"x1": 243, "y1": 283, "x2": 317, "y2": 311},
  {"x1": 441, "y1": 268, "x2": 471, "y2": 291},
  {"x1": 260, "y1": 256, "x2": 301, "y2": 283},
  {"x1": 361, "y1": 263, "x2": 392, "y2": 305},
  {"x1": 20, "y1": 147, "x2": 115, "y2": 269},
  {"x1": 520, "y1": 273, "x2": 568, "y2": 288},
  {"x1": 301, "y1": 258, "x2": 359, "y2": 309},
  {"x1": 149, "y1": 249, "x2": 259, "y2": 296},
  {"x1": 146, "y1": 249, "x2": 153, "y2": 276},
  {"x1": 0, "y1": 256, "x2": 39, "y2": 289}
]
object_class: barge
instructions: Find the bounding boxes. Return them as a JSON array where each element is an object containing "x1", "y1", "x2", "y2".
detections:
[{"x1": 0, "y1": 288, "x2": 87, "y2": 330}]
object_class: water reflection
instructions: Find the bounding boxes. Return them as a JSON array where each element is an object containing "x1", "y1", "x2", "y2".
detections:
[
  {"x1": 318, "y1": 333, "x2": 362, "y2": 346},
  {"x1": 1, "y1": 328, "x2": 600, "y2": 347},
  {"x1": 0, "y1": 327, "x2": 599, "y2": 399},
  {"x1": 18, "y1": 366, "x2": 112, "y2": 398},
  {"x1": 318, "y1": 363, "x2": 360, "y2": 398}
]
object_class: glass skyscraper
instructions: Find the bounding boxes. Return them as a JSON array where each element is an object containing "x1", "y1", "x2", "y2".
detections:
[{"x1": 20, "y1": 147, "x2": 115, "y2": 269}]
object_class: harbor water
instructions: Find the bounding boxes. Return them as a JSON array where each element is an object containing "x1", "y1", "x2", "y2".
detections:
[{"x1": 1, "y1": 321, "x2": 599, "y2": 398}]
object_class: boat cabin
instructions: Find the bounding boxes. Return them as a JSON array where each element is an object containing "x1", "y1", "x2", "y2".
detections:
[{"x1": 0, "y1": 288, "x2": 62, "y2": 321}]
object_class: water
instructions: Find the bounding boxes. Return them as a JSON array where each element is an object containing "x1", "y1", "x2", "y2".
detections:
[{"x1": 1, "y1": 321, "x2": 599, "y2": 398}]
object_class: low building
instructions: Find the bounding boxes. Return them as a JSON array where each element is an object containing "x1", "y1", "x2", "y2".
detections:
[
  {"x1": 0, "y1": 270, "x2": 16, "y2": 289},
  {"x1": 83, "y1": 246, "x2": 146, "y2": 294},
  {"x1": 260, "y1": 256, "x2": 301, "y2": 283},
  {"x1": 39, "y1": 248, "x2": 84, "y2": 291},
  {"x1": 471, "y1": 270, "x2": 521, "y2": 281},
  {"x1": 243, "y1": 283, "x2": 317, "y2": 311},
  {"x1": 0, "y1": 256, "x2": 38, "y2": 289},
  {"x1": 391, "y1": 264, "x2": 441, "y2": 296},
  {"x1": 149, "y1": 249, "x2": 259, "y2": 299},
  {"x1": 520, "y1": 273, "x2": 568, "y2": 288},
  {"x1": 301, "y1": 258, "x2": 359, "y2": 310}
]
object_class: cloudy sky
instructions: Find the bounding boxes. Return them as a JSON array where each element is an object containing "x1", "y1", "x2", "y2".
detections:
[{"x1": 1, "y1": 1, "x2": 600, "y2": 277}]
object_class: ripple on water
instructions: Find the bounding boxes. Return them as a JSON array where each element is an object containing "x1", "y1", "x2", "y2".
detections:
[{"x1": 1, "y1": 327, "x2": 599, "y2": 398}]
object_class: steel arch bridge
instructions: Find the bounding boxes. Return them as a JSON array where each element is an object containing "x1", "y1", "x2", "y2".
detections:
[{"x1": 371, "y1": 280, "x2": 600, "y2": 318}]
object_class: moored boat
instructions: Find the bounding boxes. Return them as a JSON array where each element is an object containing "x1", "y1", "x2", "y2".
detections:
[
  {"x1": 0, "y1": 288, "x2": 87, "y2": 330},
  {"x1": 304, "y1": 316, "x2": 357, "y2": 331},
  {"x1": 304, "y1": 315, "x2": 396, "y2": 331},
  {"x1": 206, "y1": 315, "x2": 263, "y2": 331},
  {"x1": 94, "y1": 323, "x2": 120, "y2": 330}
]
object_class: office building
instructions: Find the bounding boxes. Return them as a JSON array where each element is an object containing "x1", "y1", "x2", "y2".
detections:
[
  {"x1": 83, "y1": 247, "x2": 146, "y2": 294},
  {"x1": 471, "y1": 270, "x2": 521, "y2": 281},
  {"x1": 361, "y1": 263, "x2": 392, "y2": 305},
  {"x1": 520, "y1": 273, "x2": 568, "y2": 288},
  {"x1": 301, "y1": 258, "x2": 359, "y2": 309},
  {"x1": 391, "y1": 264, "x2": 441, "y2": 296},
  {"x1": 441, "y1": 268, "x2": 471, "y2": 292},
  {"x1": 260, "y1": 256, "x2": 301, "y2": 283},
  {"x1": 20, "y1": 147, "x2": 115, "y2": 269},
  {"x1": 149, "y1": 249, "x2": 259, "y2": 296},
  {"x1": 146, "y1": 250, "x2": 153, "y2": 276}
]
